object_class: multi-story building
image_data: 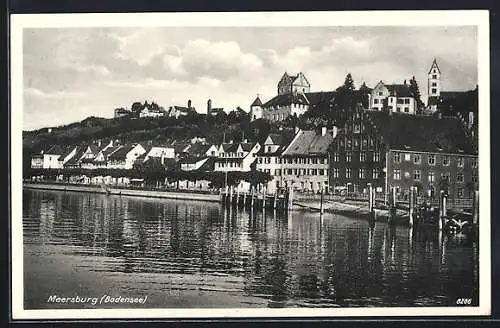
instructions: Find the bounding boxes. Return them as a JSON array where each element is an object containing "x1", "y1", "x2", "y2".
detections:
[
  {"x1": 253, "y1": 72, "x2": 336, "y2": 123},
  {"x1": 368, "y1": 81, "x2": 417, "y2": 114},
  {"x1": 280, "y1": 127, "x2": 336, "y2": 192},
  {"x1": 329, "y1": 106, "x2": 478, "y2": 201},
  {"x1": 107, "y1": 143, "x2": 146, "y2": 169},
  {"x1": 32, "y1": 145, "x2": 65, "y2": 169},
  {"x1": 329, "y1": 108, "x2": 387, "y2": 194},
  {"x1": 214, "y1": 141, "x2": 261, "y2": 172},
  {"x1": 255, "y1": 131, "x2": 295, "y2": 193}
]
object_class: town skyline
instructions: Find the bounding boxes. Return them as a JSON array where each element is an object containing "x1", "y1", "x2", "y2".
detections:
[{"x1": 23, "y1": 26, "x2": 478, "y2": 130}]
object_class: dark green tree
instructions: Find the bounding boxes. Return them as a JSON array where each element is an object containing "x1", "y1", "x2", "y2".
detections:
[
  {"x1": 409, "y1": 76, "x2": 424, "y2": 114},
  {"x1": 332, "y1": 73, "x2": 358, "y2": 126}
]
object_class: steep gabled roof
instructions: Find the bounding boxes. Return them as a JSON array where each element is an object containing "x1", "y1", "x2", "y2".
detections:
[
  {"x1": 262, "y1": 92, "x2": 309, "y2": 108},
  {"x1": 220, "y1": 143, "x2": 239, "y2": 153},
  {"x1": 58, "y1": 145, "x2": 77, "y2": 160},
  {"x1": 365, "y1": 111, "x2": 476, "y2": 155},
  {"x1": 428, "y1": 58, "x2": 441, "y2": 74},
  {"x1": 108, "y1": 144, "x2": 136, "y2": 160},
  {"x1": 386, "y1": 84, "x2": 412, "y2": 97},
  {"x1": 251, "y1": 96, "x2": 263, "y2": 107},
  {"x1": 240, "y1": 142, "x2": 257, "y2": 152},
  {"x1": 45, "y1": 145, "x2": 64, "y2": 155},
  {"x1": 282, "y1": 129, "x2": 334, "y2": 156}
]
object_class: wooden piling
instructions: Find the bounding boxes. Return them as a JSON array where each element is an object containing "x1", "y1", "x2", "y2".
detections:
[
  {"x1": 262, "y1": 187, "x2": 266, "y2": 210},
  {"x1": 320, "y1": 187, "x2": 324, "y2": 215},
  {"x1": 472, "y1": 190, "x2": 479, "y2": 226},
  {"x1": 273, "y1": 190, "x2": 277, "y2": 210},
  {"x1": 251, "y1": 187, "x2": 255, "y2": 209},
  {"x1": 287, "y1": 187, "x2": 294, "y2": 211},
  {"x1": 409, "y1": 186, "x2": 415, "y2": 227}
]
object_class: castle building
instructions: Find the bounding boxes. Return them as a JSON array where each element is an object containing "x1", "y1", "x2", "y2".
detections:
[
  {"x1": 254, "y1": 72, "x2": 336, "y2": 122},
  {"x1": 277, "y1": 72, "x2": 311, "y2": 95}
]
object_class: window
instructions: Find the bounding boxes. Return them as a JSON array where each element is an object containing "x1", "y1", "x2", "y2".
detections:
[
  {"x1": 374, "y1": 98, "x2": 379, "y2": 104},
  {"x1": 311, "y1": 169, "x2": 317, "y2": 175},
  {"x1": 354, "y1": 124, "x2": 361, "y2": 133},
  {"x1": 353, "y1": 138, "x2": 359, "y2": 148},
  {"x1": 413, "y1": 170, "x2": 421, "y2": 181},
  {"x1": 457, "y1": 172, "x2": 464, "y2": 183},
  {"x1": 312, "y1": 158, "x2": 318, "y2": 164},
  {"x1": 319, "y1": 169, "x2": 325, "y2": 176},
  {"x1": 397, "y1": 99, "x2": 404, "y2": 104},
  {"x1": 293, "y1": 158, "x2": 297, "y2": 164},
  {"x1": 428, "y1": 171, "x2": 435, "y2": 183},
  {"x1": 404, "y1": 107, "x2": 409, "y2": 113},
  {"x1": 394, "y1": 152, "x2": 401, "y2": 163},
  {"x1": 396, "y1": 107, "x2": 401, "y2": 112},
  {"x1": 404, "y1": 99, "x2": 410, "y2": 104},
  {"x1": 472, "y1": 159, "x2": 477, "y2": 168},
  {"x1": 393, "y1": 169, "x2": 401, "y2": 180},
  {"x1": 378, "y1": 91, "x2": 383, "y2": 96},
  {"x1": 346, "y1": 168, "x2": 352, "y2": 178},
  {"x1": 441, "y1": 172, "x2": 450, "y2": 182},
  {"x1": 432, "y1": 74, "x2": 437, "y2": 79},
  {"x1": 404, "y1": 153, "x2": 411, "y2": 161},
  {"x1": 359, "y1": 168, "x2": 365, "y2": 179},
  {"x1": 443, "y1": 155, "x2": 450, "y2": 166},
  {"x1": 457, "y1": 187, "x2": 464, "y2": 198},
  {"x1": 293, "y1": 169, "x2": 298, "y2": 175},
  {"x1": 413, "y1": 154, "x2": 421, "y2": 164},
  {"x1": 258, "y1": 157, "x2": 263, "y2": 164},
  {"x1": 472, "y1": 173, "x2": 478, "y2": 183},
  {"x1": 369, "y1": 138, "x2": 374, "y2": 148},
  {"x1": 275, "y1": 169, "x2": 281, "y2": 176},
  {"x1": 333, "y1": 168, "x2": 339, "y2": 178},
  {"x1": 428, "y1": 154, "x2": 436, "y2": 165},
  {"x1": 362, "y1": 138, "x2": 368, "y2": 149},
  {"x1": 360, "y1": 152, "x2": 366, "y2": 162},
  {"x1": 374, "y1": 151, "x2": 380, "y2": 162},
  {"x1": 457, "y1": 157, "x2": 464, "y2": 167},
  {"x1": 432, "y1": 88, "x2": 437, "y2": 93},
  {"x1": 373, "y1": 168, "x2": 379, "y2": 179},
  {"x1": 333, "y1": 153, "x2": 339, "y2": 162},
  {"x1": 346, "y1": 151, "x2": 352, "y2": 162}
]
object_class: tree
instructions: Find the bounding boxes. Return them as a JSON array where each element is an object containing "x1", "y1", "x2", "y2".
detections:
[
  {"x1": 332, "y1": 73, "x2": 358, "y2": 126},
  {"x1": 358, "y1": 82, "x2": 370, "y2": 109},
  {"x1": 131, "y1": 101, "x2": 144, "y2": 113},
  {"x1": 409, "y1": 76, "x2": 424, "y2": 114}
]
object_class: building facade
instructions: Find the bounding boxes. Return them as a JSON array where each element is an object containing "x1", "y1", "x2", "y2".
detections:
[
  {"x1": 214, "y1": 142, "x2": 261, "y2": 172},
  {"x1": 368, "y1": 81, "x2": 417, "y2": 114}
]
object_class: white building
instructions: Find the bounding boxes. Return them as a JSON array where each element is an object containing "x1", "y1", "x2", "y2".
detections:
[
  {"x1": 144, "y1": 146, "x2": 175, "y2": 161},
  {"x1": 107, "y1": 143, "x2": 146, "y2": 169},
  {"x1": 368, "y1": 81, "x2": 417, "y2": 114},
  {"x1": 139, "y1": 107, "x2": 166, "y2": 118},
  {"x1": 214, "y1": 141, "x2": 261, "y2": 172}
]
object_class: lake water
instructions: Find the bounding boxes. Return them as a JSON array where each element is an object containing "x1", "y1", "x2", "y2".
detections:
[{"x1": 22, "y1": 189, "x2": 479, "y2": 309}]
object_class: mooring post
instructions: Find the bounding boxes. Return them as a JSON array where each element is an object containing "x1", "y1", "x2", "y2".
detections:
[
  {"x1": 251, "y1": 186, "x2": 255, "y2": 209},
  {"x1": 320, "y1": 186, "x2": 324, "y2": 215},
  {"x1": 388, "y1": 187, "x2": 396, "y2": 225},
  {"x1": 243, "y1": 190, "x2": 247, "y2": 207},
  {"x1": 472, "y1": 190, "x2": 479, "y2": 226},
  {"x1": 287, "y1": 187, "x2": 294, "y2": 211},
  {"x1": 439, "y1": 190, "x2": 444, "y2": 230},
  {"x1": 409, "y1": 186, "x2": 415, "y2": 227},
  {"x1": 236, "y1": 187, "x2": 240, "y2": 207},
  {"x1": 262, "y1": 186, "x2": 266, "y2": 210},
  {"x1": 273, "y1": 190, "x2": 277, "y2": 210}
]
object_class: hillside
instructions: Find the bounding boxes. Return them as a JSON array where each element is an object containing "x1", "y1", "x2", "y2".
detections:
[{"x1": 22, "y1": 114, "x2": 279, "y2": 155}]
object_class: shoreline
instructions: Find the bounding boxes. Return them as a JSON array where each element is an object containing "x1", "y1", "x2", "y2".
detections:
[{"x1": 23, "y1": 182, "x2": 221, "y2": 202}]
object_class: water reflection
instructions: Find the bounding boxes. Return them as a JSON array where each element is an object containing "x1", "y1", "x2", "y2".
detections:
[{"x1": 23, "y1": 189, "x2": 478, "y2": 308}]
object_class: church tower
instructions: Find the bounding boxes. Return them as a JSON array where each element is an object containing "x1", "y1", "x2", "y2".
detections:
[
  {"x1": 427, "y1": 58, "x2": 441, "y2": 112},
  {"x1": 250, "y1": 95, "x2": 263, "y2": 122}
]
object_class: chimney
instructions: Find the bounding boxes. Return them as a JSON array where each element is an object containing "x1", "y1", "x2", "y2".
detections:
[
  {"x1": 294, "y1": 126, "x2": 300, "y2": 134},
  {"x1": 321, "y1": 127, "x2": 327, "y2": 136},
  {"x1": 188, "y1": 99, "x2": 192, "y2": 109}
]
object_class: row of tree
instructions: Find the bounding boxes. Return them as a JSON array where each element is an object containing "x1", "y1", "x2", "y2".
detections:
[{"x1": 25, "y1": 167, "x2": 272, "y2": 189}]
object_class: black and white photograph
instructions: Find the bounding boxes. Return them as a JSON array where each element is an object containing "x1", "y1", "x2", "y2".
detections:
[{"x1": 10, "y1": 11, "x2": 491, "y2": 319}]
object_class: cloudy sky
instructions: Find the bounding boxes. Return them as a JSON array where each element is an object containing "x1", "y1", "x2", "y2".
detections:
[{"x1": 22, "y1": 26, "x2": 477, "y2": 130}]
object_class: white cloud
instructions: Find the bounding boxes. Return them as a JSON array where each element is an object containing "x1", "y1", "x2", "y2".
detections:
[
  {"x1": 25, "y1": 87, "x2": 87, "y2": 100},
  {"x1": 112, "y1": 29, "x2": 169, "y2": 66}
]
